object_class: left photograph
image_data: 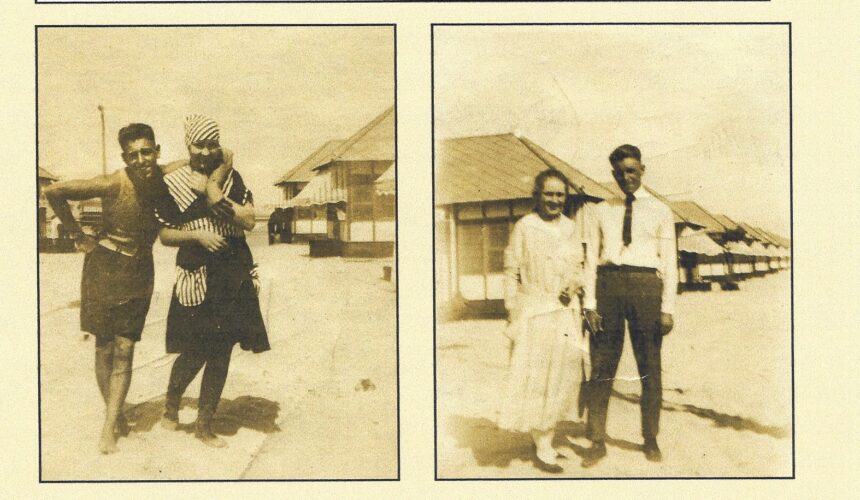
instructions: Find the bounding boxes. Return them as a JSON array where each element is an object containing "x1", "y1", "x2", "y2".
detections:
[{"x1": 36, "y1": 25, "x2": 397, "y2": 481}]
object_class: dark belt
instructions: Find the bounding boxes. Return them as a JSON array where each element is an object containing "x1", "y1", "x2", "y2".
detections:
[
  {"x1": 598, "y1": 264, "x2": 657, "y2": 274},
  {"x1": 98, "y1": 237, "x2": 151, "y2": 258}
]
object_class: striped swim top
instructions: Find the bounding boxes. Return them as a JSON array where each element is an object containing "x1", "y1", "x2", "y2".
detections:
[
  {"x1": 155, "y1": 164, "x2": 252, "y2": 238},
  {"x1": 154, "y1": 163, "x2": 255, "y2": 307}
]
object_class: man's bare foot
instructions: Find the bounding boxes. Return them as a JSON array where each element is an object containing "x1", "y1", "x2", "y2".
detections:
[
  {"x1": 195, "y1": 428, "x2": 227, "y2": 448},
  {"x1": 160, "y1": 415, "x2": 179, "y2": 431},
  {"x1": 98, "y1": 429, "x2": 119, "y2": 454}
]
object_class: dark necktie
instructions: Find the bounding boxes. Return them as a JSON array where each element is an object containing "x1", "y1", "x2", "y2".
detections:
[{"x1": 623, "y1": 192, "x2": 635, "y2": 246}]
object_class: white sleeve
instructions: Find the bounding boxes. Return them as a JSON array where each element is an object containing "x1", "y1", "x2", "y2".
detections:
[
  {"x1": 658, "y1": 205, "x2": 678, "y2": 314},
  {"x1": 582, "y1": 202, "x2": 601, "y2": 310}
]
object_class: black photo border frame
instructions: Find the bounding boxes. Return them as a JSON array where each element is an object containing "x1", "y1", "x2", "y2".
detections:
[
  {"x1": 35, "y1": 22, "x2": 401, "y2": 484},
  {"x1": 430, "y1": 21, "x2": 794, "y2": 482}
]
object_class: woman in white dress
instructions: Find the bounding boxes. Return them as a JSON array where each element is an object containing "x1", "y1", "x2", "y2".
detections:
[{"x1": 497, "y1": 169, "x2": 588, "y2": 473}]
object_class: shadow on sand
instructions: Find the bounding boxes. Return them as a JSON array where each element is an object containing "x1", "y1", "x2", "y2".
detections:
[
  {"x1": 448, "y1": 387, "x2": 787, "y2": 470},
  {"x1": 611, "y1": 389, "x2": 788, "y2": 439},
  {"x1": 447, "y1": 416, "x2": 641, "y2": 470},
  {"x1": 125, "y1": 396, "x2": 281, "y2": 436}
]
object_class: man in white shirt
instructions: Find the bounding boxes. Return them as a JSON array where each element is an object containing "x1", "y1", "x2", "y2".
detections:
[{"x1": 581, "y1": 144, "x2": 677, "y2": 465}]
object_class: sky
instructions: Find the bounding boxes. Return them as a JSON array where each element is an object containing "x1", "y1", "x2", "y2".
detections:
[
  {"x1": 38, "y1": 26, "x2": 394, "y2": 210},
  {"x1": 435, "y1": 25, "x2": 791, "y2": 236}
]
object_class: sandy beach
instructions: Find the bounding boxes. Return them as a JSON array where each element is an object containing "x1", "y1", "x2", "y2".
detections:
[
  {"x1": 436, "y1": 271, "x2": 792, "y2": 478},
  {"x1": 38, "y1": 231, "x2": 398, "y2": 481}
]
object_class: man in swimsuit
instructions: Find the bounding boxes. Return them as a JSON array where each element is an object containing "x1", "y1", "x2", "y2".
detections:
[
  {"x1": 45, "y1": 123, "x2": 162, "y2": 454},
  {"x1": 45, "y1": 122, "x2": 233, "y2": 454}
]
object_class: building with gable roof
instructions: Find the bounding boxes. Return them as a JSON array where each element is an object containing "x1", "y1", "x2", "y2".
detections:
[
  {"x1": 435, "y1": 133, "x2": 614, "y2": 313},
  {"x1": 280, "y1": 107, "x2": 395, "y2": 257}
]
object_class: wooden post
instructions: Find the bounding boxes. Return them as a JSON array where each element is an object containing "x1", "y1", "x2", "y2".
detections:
[
  {"x1": 481, "y1": 202, "x2": 489, "y2": 300},
  {"x1": 97, "y1": 105, "x2": 106, "y2": 176}
]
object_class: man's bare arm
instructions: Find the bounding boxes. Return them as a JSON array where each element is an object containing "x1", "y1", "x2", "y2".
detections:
[
  {"x1": 227, "y1": 200, "x2": 256, "y2": 231},
  {"x1": 44, "y1": 174, "x2": 118, "y2": 237},
  {"x1": 205, "y1": 148, "x2": 233, "y2": 204},
  {"x1": 206, "y1": 151, "x2": 235, "y2": 222}
]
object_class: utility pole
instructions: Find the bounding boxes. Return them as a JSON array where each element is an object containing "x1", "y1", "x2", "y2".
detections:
[{"x1": 98, "y1": 105, "x2": 106, "y2": 176}]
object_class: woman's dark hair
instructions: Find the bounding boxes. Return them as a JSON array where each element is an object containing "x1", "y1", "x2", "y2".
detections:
[
  {"x1": 117, "y1": 123, "x2": 156, "y2": 149},
  {"x1": 608, "y1": 144, "x2": 641, "y2": 168},
  {"x1": 532, "y1": 168, "x2": 570, "y2": 201}
]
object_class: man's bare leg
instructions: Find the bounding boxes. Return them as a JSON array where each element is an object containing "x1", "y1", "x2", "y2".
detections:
[
  {"x1": 98, "y1": 337, "x2": 135, "y2": 454},
  {"x1": 95, "y1": 340, "x2": 113, "y2": 403},
  {"x1": 95, "y1": 341, "x2": 129, "y2": 436}
]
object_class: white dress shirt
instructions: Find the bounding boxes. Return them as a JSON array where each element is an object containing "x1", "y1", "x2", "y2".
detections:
[{"x1": 582, "y1": 188, "x2": 678, "y2": 314}]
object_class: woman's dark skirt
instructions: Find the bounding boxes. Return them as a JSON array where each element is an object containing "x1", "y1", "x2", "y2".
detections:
[
  {"x1": 165, "y1": 238, "x2": 270, "y2": 354},
  {"x1": 80, "y1": 245, "x2": 154, "y2": 342}
]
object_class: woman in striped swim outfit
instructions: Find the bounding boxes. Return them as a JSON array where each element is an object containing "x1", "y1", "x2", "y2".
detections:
[{"x1": 156, "y1": 115, "x2": 270, "y2": 447}]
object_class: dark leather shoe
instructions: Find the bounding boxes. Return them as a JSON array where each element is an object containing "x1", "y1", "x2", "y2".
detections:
[
  {"x1": 643, "y1": 438, "x2": 662, "y2": 462},
  {"x1": 534, "y1": 445, "x2": 564, "y2": 473},
  {"x1": 535, "y1": 457, "x2": 564, "y2": 474},
  {"x1": 580, "y1": 441, "x2": 607, "y2": 468}
]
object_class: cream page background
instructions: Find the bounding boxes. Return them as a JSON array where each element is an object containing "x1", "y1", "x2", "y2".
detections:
[{"x1": 2, "y1": 0, "x2": 859, "y2": 497}]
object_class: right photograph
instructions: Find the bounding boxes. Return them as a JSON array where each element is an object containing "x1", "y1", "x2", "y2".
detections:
[{"x1": 433, "y1": 24, "x2": 792, "y2": 479}]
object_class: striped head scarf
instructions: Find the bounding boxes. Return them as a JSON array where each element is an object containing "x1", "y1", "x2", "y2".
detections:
[{"x1": 184, "y1": 114, "x2": 220, "y2": 147}]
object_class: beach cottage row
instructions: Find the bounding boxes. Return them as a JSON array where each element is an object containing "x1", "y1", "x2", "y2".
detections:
[
  {"x1": 434, "y1": 133, "x2": 616, "y2": 316},
  {"x1": 274, "y1": 107, "x2": 395, "y2": 258},
  {"x1": 434, "y1": 133, "x2": 791, "y2": 315},
  {"x1": 38, "y1": 166, "x2": 99, "y2": 252}
]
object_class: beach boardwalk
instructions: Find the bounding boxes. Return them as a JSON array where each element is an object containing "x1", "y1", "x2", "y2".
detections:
[{"x1": 38, "y1": 231, "x2": 398, "y2": 480}]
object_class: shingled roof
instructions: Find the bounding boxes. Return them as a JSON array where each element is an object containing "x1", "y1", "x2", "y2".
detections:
[
  {"x1": 324, "y1": 106, "x2": 395, "y2": 165},
  {"x1": 275, "y1": 106, "x2": 394, "y2": 186},
  {"x1": 274, "y1": 140, "x2": 345, "y2": 186},
  {"x1": 436, "y1": 133, "x2": 615, "y2": 206},
  {"x1": 711, "y1": 213, "x2": 741, "y2": 232},
  {"x1": 38, "y1": 167, "x2": 59, "y2": 181},
  {"x1": 668, "y1": 201, "x2": 731, "y2": 234},
  {"x1": 736, "y1": 221, "x2": 773, "y2": 244},
  {"x1": 756, "y1": 228, "x2": 790, "y2": 248}
]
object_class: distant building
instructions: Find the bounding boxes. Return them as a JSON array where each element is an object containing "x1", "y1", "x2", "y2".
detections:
[
  {"x1": 283, "y1": 107, "x2": 395, "y2": 258},
  {"x1": 38, "y1": 167, "x2": 59, "y2": 242},
  {"x1": 737, "y1": 221, "x2": 781, "y2": 274},
  {"x1": 275, "y1": 140, "x2": 345, "y2": 206},
  {"x1": 435, "y1": 133, "x2": 614, "y2": 316},
  {"x1": 273, "y1": 140, "x2": 346, "y2": 243},
  {"x1": 755, "y1": 227, "x2": 791, "y2": 269},
  {"x1": 663, "y1": 200, "x2": 734, "y2": 286}
]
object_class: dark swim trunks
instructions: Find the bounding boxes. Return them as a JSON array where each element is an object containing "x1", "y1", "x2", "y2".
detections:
[{"x1": 80, "y1": 244, "x2": 154, "y2": 343}]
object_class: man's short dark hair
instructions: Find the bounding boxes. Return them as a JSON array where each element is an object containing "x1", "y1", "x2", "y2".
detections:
[
  {"x1": 117, "y1": 123, "x2": 156, "y2": 149},
  {"x1": 609, "y1": 144, "x2": 641, "y2": 168}
]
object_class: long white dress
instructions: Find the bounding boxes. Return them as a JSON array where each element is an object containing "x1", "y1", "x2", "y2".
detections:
[{"x1": 496, "y1": 212, "x2": 589, "y2": 433}]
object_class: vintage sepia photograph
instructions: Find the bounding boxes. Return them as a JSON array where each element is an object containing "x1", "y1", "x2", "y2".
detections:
[
  {"x1": 36, "y1": 25, "x2": 397, "y2": 481},
  {"x1": 433, "y1": 23, "x2": 792, "y2": 478}
]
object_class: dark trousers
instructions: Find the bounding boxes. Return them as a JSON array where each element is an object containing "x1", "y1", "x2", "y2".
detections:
[
  {"x1": 586, "y1": 267, "x2": 664, "y2": 441},
  {"x1": 165, "y1": 341, "x2": 234, "y2": 422}
]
